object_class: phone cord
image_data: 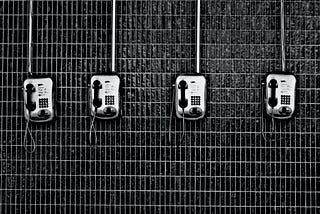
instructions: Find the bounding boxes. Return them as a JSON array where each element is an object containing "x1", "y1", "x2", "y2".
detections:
[
  {"x1": 169, "y1": 85, "x2": 175, "y2": 146},
  {"x1": 23, "y1": 115, "x2": 36, "y2": 153},
  {"x1": 180, "y1": 110, "x2": 186, "y2": 145},
  {"x1": 89, "y1": 108, "x2": 98, "y2": 145}
]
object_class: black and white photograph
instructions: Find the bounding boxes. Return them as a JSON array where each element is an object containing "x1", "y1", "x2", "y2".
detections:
[{"x1": 0, "y1": 0, "x2": 319, "y2": 213}]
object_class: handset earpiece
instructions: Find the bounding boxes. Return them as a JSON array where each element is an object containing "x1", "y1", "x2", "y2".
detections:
[
  {"x1": 178, "y1": 80, "x2": 188, "y2": 109},
  {"x1": 92, "y1": 80, "x2": 102, "y2": 108},
  {"x1": 268, "y1": 79, "x2": 278, "y2": 108},
  {"x1": 26, "y1": 83, "x2": 36, "y2": 111}
]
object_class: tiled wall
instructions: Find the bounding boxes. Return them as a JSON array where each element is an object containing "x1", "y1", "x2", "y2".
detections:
[{"x1": 1, "y1": 1, "x2": 319, "y2": 213}]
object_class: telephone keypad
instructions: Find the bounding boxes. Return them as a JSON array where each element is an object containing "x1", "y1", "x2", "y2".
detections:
[
  {"x1": 105, "y1": 96, "x2": 115, "y2": 105},
  {"x1": 281, "y1": 95, "x2": 290, "y2": 105},
  {"x1": 191, "y1": 96, "x2": 201, "y2": 106},
  {"x1": 39, "y1": 98, "x2": 49, "y2": 108}
]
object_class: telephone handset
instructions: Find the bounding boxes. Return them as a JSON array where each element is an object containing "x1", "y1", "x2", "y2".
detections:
[
  {"x1": 26, "y1": 84, "x2": 36, "y2": 111},
  {"x1": 268, "y1": 79, "x2": 278, "y2": 108},
  {"x1": 92, "y1": 80, "x2": 102, "y2": 108},
  {"x1": 23, "y1": 77, "x2": 55, "y2": 122},
  {"x1": 175, "y1": 74, "x2": 206, "y2": 120},
  {"x1": 265, "y1": 73, "x2": 296, "y2": 119},
  {"x1": 178, "y1": 80, "x2": 188, "y2": 109},
  {"x1": 90, "y1": 75, "x2": 120, "y2": 119}
]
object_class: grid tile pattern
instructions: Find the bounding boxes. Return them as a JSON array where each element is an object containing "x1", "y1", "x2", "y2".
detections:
[{"x1": 1, "y1": 0, "x2": 320, "y2": 213}]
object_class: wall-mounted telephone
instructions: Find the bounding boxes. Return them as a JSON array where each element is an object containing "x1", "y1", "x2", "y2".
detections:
[
  {"x1": 23, "y1": 77, "x2": 54, "y2": 122},
  {"x1": 90, "y1": 75, "x2": 120, "y2": 119},
  {"x1": 175, "y1": 74, "x2": 206, "y2": 120},
  {"x1": 265, "y1": 73, "x2": 296, "y2": 119}
]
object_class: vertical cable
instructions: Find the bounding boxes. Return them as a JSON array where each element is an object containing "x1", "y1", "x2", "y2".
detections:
[
  {"x1": 23, "y1": 0, "x2": 35, "y2": 153},
  {"x1": 280, "y1": 0, "x2": 285, "y2": 207},
  {"x1": 111, "y1": 0, "x2": 116, "y2": 72},
  {"x1": 111, "y1": 1, "x2": 116, "y2": 212},
  {"x1": 27, "y1": 0, "x2": 33, "y2": 76},
  {"x1": 196, "y1": 0, "x2": 200, "y2": 74},
  {"x1": 280, "y1": 0, "x2": 285, "y2": 72}
]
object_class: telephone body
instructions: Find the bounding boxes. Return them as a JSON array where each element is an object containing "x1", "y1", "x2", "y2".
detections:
[
  {"x1": 23, "y1": 77, "x2": 54, "y2": 122},
  {"x1": 265, "y1": 73, "x2": 296, "y2": 119},
  {"x1": 175, "y1": 74, "x2": 206, "y2": 120},
  {"x1": 90, "y1": 75, "x2": 120, "y2": 119}
]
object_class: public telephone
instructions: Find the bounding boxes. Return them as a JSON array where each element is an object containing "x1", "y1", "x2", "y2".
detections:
[
  {"x1": 90, "y1": 75, "x2": 120, "y2": 119},
  {"x1": 175, "y1": 74, "x2": 206, "y2": 120},
  {"x1": 23, "y1": 77, "x2": 54, "y2": 122},
  {"x1": 265, "y1": 73, "x2": 296, "y2": 119}
]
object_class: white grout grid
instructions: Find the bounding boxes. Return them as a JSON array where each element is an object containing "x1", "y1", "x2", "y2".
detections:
[{"x1": 0, "y1": 0, "x2": 319, "y2": 213}]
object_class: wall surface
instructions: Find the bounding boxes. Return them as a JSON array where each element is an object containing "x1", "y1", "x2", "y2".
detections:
[{"x1": 1, "y1": 0, "x2": 320, "y2": 213}]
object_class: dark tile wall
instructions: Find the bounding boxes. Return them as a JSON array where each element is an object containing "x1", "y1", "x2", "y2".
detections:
[{"x1": 1, "y1": 0, "x2": 319, "y2": 213}]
